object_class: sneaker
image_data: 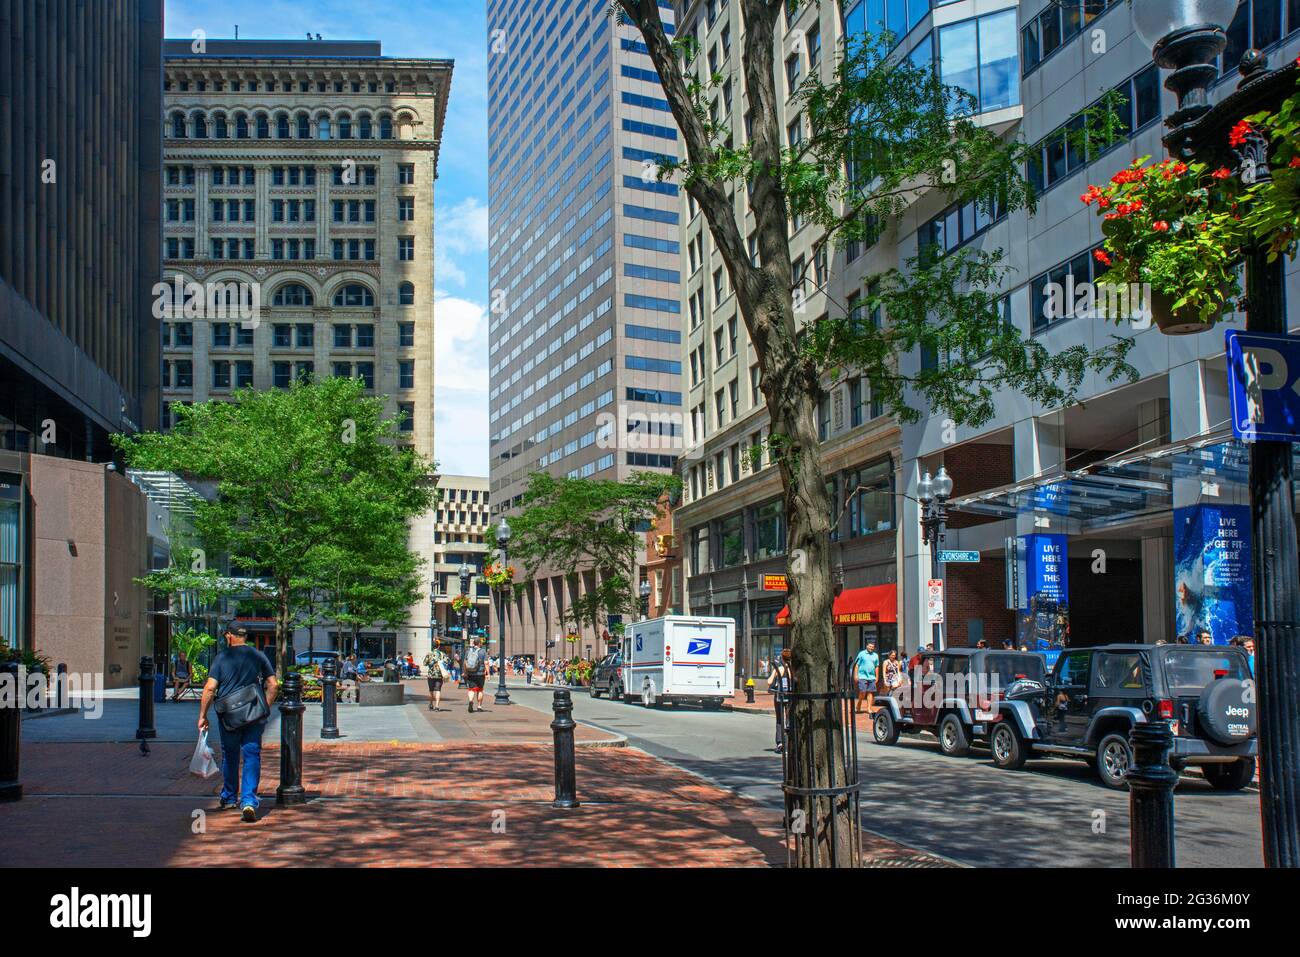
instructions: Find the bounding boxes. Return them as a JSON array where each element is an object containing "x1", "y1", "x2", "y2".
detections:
[
  {"x1": 218, "y1": 800, "x2": 238, "y2": 811},
  {"x1": 241, "y1": 805, "x2": 256, "y2": 823},
  {"x1": 468, "y1": 702, "x2": 474, "y2": 713}
]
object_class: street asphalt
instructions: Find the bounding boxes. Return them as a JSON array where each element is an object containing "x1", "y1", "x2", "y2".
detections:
[{"x1": 505, "y1": 679, "x2": 1265, "y2": 868}]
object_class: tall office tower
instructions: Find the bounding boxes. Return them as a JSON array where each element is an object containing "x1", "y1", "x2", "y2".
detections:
[
  {"x1": 486, "y1": 0, "x2": 684, "y2": 657},
  {"x1": 0, "y1": 1, "x2": 163, "y2": 679},
  {"x1": 161, "y1": 38, "x2": 453, "y2": 656}
]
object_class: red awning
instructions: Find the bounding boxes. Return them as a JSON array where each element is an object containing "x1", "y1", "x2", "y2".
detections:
[{"x1": 776, "y1": 584, "x2": 898, "y2": 627}]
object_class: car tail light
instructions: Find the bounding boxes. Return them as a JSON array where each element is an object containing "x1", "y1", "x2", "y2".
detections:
[
  {"x1": 1157, "y1": 699, "x2": 1175, "y2": 719},
  {"x1": 1213, "y1": 669, "x2": 1229, "y2": 679}
]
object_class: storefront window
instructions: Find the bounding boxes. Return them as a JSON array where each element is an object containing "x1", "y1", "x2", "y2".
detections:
[
  {"x1": 753, "y1": 499, "x2": 785, "y2": 560},
  {"x1": 691, "y1": 525, "x2": 710, "y2": 574},
  {"x1": 716, "y1": 513, "x2": 745, "y2": 568},
  {"x1": 0, "y1": 489, "x2": 25, "y2": 648},
  {"x1": 846, "y1": 458, "x2": 894, "y2": 537}
]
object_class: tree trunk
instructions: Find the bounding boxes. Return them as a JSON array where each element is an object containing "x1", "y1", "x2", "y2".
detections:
[{"x1": 276, "y1": 578, "x2": 291, "y2": 678}]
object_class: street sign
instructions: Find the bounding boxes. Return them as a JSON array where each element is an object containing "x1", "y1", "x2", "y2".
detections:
[
  {"x1": 761, "y1": 574, "x2": 788, "y2": 591},
  {"x1": 938, "y1": 550, "x2": 979, "y2": 563},
  {"x1": 1225, "y1": 328, "x2": 1300, "y2": 442},
  {"x1": 926, "y1": 579, "x2": 944, "y2": 624}
]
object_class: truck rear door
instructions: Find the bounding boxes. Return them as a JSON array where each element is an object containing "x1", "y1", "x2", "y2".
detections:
[{"x1": 667, "y1": 620, "x2": 730, "y2": 696}]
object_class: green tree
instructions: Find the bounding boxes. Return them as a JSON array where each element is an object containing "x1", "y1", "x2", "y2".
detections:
[
  {"x1": 504, "y1": 471, "x2": 679, "y2": 636},
  {"x1": 614, "y1": 0, "x2": 1136, "y2": 865},
  {"x1": 114, "y1": 377, "x2": 436, "y2": 675}
]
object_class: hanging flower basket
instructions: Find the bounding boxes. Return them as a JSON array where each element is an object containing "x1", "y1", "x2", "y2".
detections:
[
  {"x1": 483, "y1": 562, "x2": 515, "y2": 590},
  {"x1": 450, "y1": 594, "x2": 473, "y2": 614}
]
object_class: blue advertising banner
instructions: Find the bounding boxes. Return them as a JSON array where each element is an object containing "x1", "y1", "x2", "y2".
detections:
[
  {"x1": 1018, "y1": 534, "x2": 1069, "y2": 655},
  {"x1": 1174, "y1": 503, "x2": 1253, "y2": 644}
]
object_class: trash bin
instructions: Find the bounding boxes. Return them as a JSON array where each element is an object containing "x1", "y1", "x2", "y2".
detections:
[{"x1": 154, "y1": 673, "x2": 167, "y2": 704}]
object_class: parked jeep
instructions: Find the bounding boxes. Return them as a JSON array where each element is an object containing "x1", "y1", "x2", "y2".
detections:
[
  {"x1": 872, "y1": 648, "x2": 1047, "y2": 757},
  {"x1": 988, "y1": 643, "x2": 1257, "y2": 789},
  {"x1": 588, "y1": 651, "x2": 624, "y2": 701}
]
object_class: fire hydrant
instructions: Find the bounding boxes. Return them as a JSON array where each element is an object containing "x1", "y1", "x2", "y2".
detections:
[{"x1": 744, "y1": 677, "x2": 755, "y2": 704}]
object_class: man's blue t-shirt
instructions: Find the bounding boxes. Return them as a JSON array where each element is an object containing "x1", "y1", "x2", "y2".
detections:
[
  {"x1": 852, "y1": 649, "x2": 879, "y2": 680},
  {"x1": 209, "y1": 644, "x2": 274, "y2": 697}
]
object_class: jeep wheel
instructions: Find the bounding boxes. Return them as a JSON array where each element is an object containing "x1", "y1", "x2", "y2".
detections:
[
  {"x1": 610, "y1": 683, "x2": 623, "y2": 702},
  {"x1": 1095, "y1": 733, "x2": 1132, "y2": 789},
  {"x1": 990, "y1": 722, "x2": 1027, "y2": 770},
  {"x1": 1203, "y1": 759, "x2": 1255, "y2": 792},
  {"x1": 938, "y1": 713, "x2": 971, "y2": 757},
  {"x1": 873, "y1": 708, "x2": 900, "y2": 745}
]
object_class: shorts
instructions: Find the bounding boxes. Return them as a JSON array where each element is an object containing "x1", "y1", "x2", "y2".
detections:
[
  {"x1": 426, "y1": 677, "x2": 443, "y2": 692},
  {"x1": 857, "y1": 679, "x2": 878, "y2": 693},
  {"x1": 466, "y1": 675, "x2": 485, "y2": 692}
]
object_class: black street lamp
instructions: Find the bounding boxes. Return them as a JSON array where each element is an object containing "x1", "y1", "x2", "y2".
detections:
[
  {"x1": 917, "y1": 467, "x2": 954, "y2": 651},
  {"x1": 494, "y1": 518, "x2": 513, "y2": 705},
  {"x1": 1134, "y1": 0, "x2": 1300, "y2": 869},
  {"x1": 639, "y1": 578, "x2": 651, "y2": 620},
  {"x1": 458, "y1": 561, "x2": 472, "y2": 649},
  {"x1": 428, "y1": 580, "x2": 437, "y2": 649}
]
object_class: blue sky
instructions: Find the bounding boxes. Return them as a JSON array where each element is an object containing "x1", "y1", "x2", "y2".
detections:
[{"x1": 164, "y1": 0, "x2": 491, "y2": 476}]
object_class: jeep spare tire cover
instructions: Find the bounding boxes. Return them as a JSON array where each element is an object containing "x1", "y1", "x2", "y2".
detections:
[{"x1": 1196, "y1": 678, "x2": 1256, "y2": 745}]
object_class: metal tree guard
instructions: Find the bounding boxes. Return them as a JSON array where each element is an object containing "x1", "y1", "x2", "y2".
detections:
[{"x1": 779, "y1": 663, "x2": 862, "y2": 868}]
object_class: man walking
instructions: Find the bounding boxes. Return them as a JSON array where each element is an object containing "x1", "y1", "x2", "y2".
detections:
[
  {"x1": 198, "y1": 626, "x2": 278, "y2": 822},
  {"x1": 850, "y1": 640, "x2": 879, "y2": 717},
  {"x1": 462, "y1": 637, "x2": 487, "y2": 713}
]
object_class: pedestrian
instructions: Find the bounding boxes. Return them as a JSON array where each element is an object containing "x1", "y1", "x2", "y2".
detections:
[
  {"x1": 462, "y1": 637, "x2": 487, "y2": 713},
  {"x1": 525, "y1": 658, "x2": 535, "y2": 684},
  {"x1": 882, "y1": 649, "x2": 904, "y2": 698},
  {"x1": 198, "y1": 626, "x2": 278, "y2": 823},
  {"x1": 767, "y1": 648, "x2": 793, "y2": 754},
  {"x1": 849, "y1": 640, "x2": 879, "y2": 718},
  {"x1": 1000, "y1": 639, "x2": 1013, "y2": 650},
  {"x1": 171, "y1": 651, "x2": 193, "y2": 701},
  {"x1": 423, "y1": 648, "x2": 449, "y2": 711},
  {"x1": 976, "y1": 639, "x2": 988, "y2": 649},
  {"x1": 908, "y1": 644, "x2": 927, "y2": 673}
]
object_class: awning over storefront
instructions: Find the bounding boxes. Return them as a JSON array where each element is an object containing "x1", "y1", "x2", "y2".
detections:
[{"x1": 776, "y1": 583, "x2": 898, "y2": 627}]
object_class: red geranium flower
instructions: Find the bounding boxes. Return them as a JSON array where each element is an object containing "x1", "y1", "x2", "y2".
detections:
[
  {"x1": 1152, "y1": 221, "x2": 1170, "y2": 232},
  {"x1": 1094, "y1": 249, "x2": 1112, "y2": 266},
  {"x1": 1229, "y1": 120, "x2": 1254, "y2": 147},
  {"x1": 1290, "y1": 157, "x2": 1300, "y2": 169},
  {"x1": 1212, "y1": 167, "x2": 1232, "y2": 179}
]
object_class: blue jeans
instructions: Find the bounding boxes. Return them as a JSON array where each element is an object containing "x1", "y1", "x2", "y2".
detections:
[{"x1": 218, "y1": 719, "x2": 267, "y2": 809}]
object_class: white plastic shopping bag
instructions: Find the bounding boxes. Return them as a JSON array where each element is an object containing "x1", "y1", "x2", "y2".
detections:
[{"x1": 189, "y1": 730, "x2": 219, "y2": 779}]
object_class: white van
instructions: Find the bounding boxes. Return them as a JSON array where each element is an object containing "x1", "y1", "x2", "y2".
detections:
[{"x1": 621, "y1": 615, "x2": 736, "y2": 709}]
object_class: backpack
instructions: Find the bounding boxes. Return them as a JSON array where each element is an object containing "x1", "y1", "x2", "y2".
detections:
[{"x1": 464, "y1": 645, "x2": 484, "y2": 673}]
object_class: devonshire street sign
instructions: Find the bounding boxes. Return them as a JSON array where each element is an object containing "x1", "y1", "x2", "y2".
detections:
[
  {"x1": 1226, "y1": 329, "x2": 1300, "y2": 442},
  {"x1": 938, "y1": 550, "x2": 980, "y2": 563}
]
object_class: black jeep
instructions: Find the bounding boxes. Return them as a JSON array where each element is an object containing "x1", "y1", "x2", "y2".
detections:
[
  {"x1": 588, "y1": 651, "x2": 625, "y2": 701},
  {"x1": 873, "y1": 648, "x2": 1047, "y2": 757},
  {"x1": 988, "y1": 643, "x2": 1257, "y2": 789}
]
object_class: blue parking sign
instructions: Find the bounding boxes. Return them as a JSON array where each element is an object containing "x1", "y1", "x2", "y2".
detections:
[{"x1": 1226, "y1": 329, "x2": 1300, "y2": 442}]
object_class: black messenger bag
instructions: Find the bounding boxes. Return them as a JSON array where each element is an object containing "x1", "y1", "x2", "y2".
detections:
[{"x1": 214, "y1": 681, "x2": 270, "y2": 732}]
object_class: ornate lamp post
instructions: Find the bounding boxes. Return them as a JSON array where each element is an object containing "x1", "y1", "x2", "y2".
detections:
[
  {"x1": 1133, "y1": 0, "x2": 1300, "y2": 869},
  {"x1": 917, "y1": 467, "x2": 954, "y2": 651},
  {"x1": 639, "y1": 578, "x2": 652, "y2": 620},
  {"x1": 494, "y1": 519, "x2": 513, "y2": 705},
  {"x1": 428, "y1": 580, "x2": 437, "y2": 650},
  {"x1": 458, "y1": 562, "x2": 472, "y2": 649}
]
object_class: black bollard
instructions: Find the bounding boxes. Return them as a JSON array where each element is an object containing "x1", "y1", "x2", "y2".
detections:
[
  {"x1": 1128, "y1": 721, "x2": 1178, "y2": 868},
  {"x1": 276, "y1": 671, "x2": 307, "y2": 806},
  {"x1": 136, "y1": 656, "x2": 156, "y2": 755},
  {"x1": 56, "y1": 663, "x2": 68, "y2": 710},
  {"x1": 550, "y1": 688, "x2": 579, "y2": 809},
  {"x1": 320, "y1": 657, "x2": 340, "y2": 740},
  {"x1": 1, "y1": 662, "x2": 22, "y2": 801}
]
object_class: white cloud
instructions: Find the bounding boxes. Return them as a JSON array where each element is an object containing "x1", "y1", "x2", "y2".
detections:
[
  {"x1": 435, "y1": 196, "x2": 489, "y2": 290},
  {"x1": 433, "y1": 292, "x2": 489, "y2": 477}
]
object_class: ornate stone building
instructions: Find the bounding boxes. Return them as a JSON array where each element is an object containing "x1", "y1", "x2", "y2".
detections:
[{"x1": 160, "y1": 38, "x2": 453, "y2": 655}]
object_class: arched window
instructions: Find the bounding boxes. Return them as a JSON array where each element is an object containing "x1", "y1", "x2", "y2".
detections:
[
  {"x1": 171, "y1": 111, "x2": 187, "y2": 138},
  {"x1": 193, "y1": 113, "x2": 208, "y2": 138},
  {"x1": 213, "y1": 113, "x2": 228, "y2": 138},
  {"x1": 277, "y1": 112, "x2": 290, "y2": 138},
  {"x1": 235, "y1": 113, "x2": 249, "y2": 138},
  {"x1": 337, "y1": 113, "x2": 352, "y2": 139},
  {"x1": 358, "y1": 113, "x2": 372, "y2": 139},
  {"x1": 333, "y1": 283, "x2": 374, "y2": 307},
  {"x1": 273, "y1": 283, "x2": 314, "y2": 307},
  {"x1": 379, "y1": 114, "x2": 393, "y2": 139},
  {"x1": 296, "y1": 112, "x2": 310, "y2": 139},
  {"x1": 316, "y1": 113, "x2": 331, "y2": 140},
  {"x1": 256, "y1": 113, "x2": 270, "y2": 138},
  {"x1": 399, "y1": 282, "x2": 415, "y2": 305}
]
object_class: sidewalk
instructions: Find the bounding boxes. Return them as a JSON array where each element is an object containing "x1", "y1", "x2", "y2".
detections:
[{"x1": 3, "y1": 680, "x2": 950, "y2": 868}]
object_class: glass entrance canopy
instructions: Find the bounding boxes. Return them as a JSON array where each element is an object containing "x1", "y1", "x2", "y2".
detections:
[{"x1": 949, "y1": 436, "x2": 1263, "y2": 531}]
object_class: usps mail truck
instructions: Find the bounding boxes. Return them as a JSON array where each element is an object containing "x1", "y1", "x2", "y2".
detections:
[{"x1": 621, "y1": 615, "x2": 736, "y2": 709}]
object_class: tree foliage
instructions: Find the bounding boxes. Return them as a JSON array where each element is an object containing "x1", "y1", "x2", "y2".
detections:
[
  {"x1": 504, "y1": 471, "x2": 679, "y2": 634},
  {"x1": 114, "y1": 377, "x2": 436, "y2": 674}
]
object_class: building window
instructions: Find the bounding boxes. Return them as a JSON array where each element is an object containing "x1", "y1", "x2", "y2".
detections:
[
  {"x1": 753, "y1": 499, "x2": 786, "y2": 561},
  {"x1": 399, "y1": 282, "x2": 415, "y2": 306},
  {"x1": 715, "y1": 513, "x2": 745, "y2": 569},
  {"x1": 398, "y1": 163, "x2": 415, "y2": 184},
  {"x1": 399, "y1": 322, "x2": 415, "y2": 347},
  {"x1": 398, "y1": 401, "x2": 415, "y2": 432},
  {"x1": 398, "y1": 196, "x2": 415, "y2": 221},
  {"x1": 398, "y1": 237, "x2": 415, "y2": 261},
  {"x1": 332, "y1": 284, "x2": 374, "y2": 307},
  {"x1": 399, "y1": 360, "x2": 415, "y2": 389},
  {"x1": 845, "y1": 458, "x2": 895, "y2": 537},
  {"x1": 937, "y1": 9, "x2": 1021, "y2": 115}
]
